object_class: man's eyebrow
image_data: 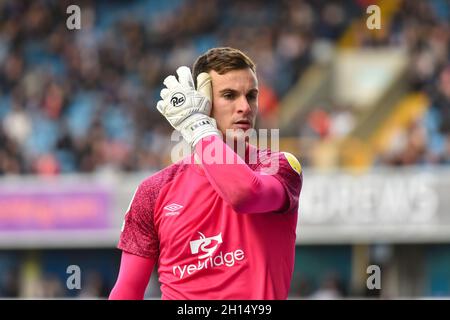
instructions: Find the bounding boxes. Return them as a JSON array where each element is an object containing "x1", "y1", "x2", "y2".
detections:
[
  {"x1": 219, "y1": 88, "x2": 238, "y2": 94},
  {"x1": 218, "y1": 88, "x2": 259, "y2": 94}
]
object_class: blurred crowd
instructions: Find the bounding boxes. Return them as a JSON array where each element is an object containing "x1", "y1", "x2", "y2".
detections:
[
  {"x1": 375, "y1": 0, "x2": 450, "y2": 165},
  {"x1": 0, "y1": 264, "x2": 112, "y2": 299},
  {"x1": 0, "y1": 0, "x2": 359, "y2": 175},
  {"x1": 0, "y1": 0, "x2": 449, "y2": 176},
  {"x1": 300, "y1": 0, "x2": 450, "y2": 166}
]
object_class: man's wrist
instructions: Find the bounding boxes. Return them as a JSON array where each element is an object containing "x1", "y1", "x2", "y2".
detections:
[
  {"x1": 179, "y1": 114, "x2": 221, "y2": 148},
  {"x1": 192, "y1": 131, "x2": 221, "y2": 149}
]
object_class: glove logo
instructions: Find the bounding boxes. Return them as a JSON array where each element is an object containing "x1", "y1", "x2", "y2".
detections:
[{"x1": 170, "y1": 93, "x2": 186, "y2": 107}]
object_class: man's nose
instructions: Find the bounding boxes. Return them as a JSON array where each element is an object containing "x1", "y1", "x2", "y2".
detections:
[{"x1": 236, "y1": 96, "x2": 252, "y2": 115}]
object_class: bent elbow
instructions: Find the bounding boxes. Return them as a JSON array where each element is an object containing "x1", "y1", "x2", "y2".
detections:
[
  {"x1": 231, "y1": 203, "x2": 254, "y2": 214},
  {"x1": 228, "y1": 184, "x2": 259, "y2": 214}
]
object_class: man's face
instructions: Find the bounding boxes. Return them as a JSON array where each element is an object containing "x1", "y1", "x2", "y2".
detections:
[{"x1": 209, "y1": 68, "x2": 258, "y2": 142}]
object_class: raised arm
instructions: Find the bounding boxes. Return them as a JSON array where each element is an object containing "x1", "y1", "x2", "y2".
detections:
[{"x1": 195, "y1": 135, "x2": 287, "y2": 214}]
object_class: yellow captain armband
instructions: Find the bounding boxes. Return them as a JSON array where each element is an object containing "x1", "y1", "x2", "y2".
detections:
[{"x1": 282, "y1": 152, "x2": 302, "y2": 175}]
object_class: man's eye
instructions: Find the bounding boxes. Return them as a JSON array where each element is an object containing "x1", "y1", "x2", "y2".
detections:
[
  {"x1": 247, "y1": 94, "x2": 257, "y2": 101},
  {"x1": 223, "y1": 93, "x2": 234, "y2": 100}
]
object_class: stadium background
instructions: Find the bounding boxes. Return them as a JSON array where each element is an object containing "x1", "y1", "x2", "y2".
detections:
[{"x1": 0, "y1": 0, "x2": 449, "y2": 298}]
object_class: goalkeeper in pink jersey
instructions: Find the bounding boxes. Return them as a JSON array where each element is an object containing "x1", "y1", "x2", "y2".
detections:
[{"x1": 109, "y1": 47, "x2": 303, "y2": 300}]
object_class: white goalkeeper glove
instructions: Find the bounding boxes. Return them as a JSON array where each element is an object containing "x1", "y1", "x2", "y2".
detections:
[{"x1": 157, "y1": 66, "x2": 220, "y2": 148}]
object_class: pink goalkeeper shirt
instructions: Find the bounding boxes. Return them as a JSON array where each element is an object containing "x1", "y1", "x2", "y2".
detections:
[{"x1": 118, "y1": 143, "x2": 302, "y2": 300}]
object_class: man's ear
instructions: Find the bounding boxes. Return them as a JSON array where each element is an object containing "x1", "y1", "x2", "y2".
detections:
[{"x1": 196, "y1": 72, "x2": 212, "y2": 102}]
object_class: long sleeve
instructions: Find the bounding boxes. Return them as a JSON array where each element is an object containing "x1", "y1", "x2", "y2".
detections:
[
  {"x1": 194, "y1": 135, "x2": 288, "y2": 214},
  {"x1": 109, "y1": 251, "x2": 155, "y2": 300}
]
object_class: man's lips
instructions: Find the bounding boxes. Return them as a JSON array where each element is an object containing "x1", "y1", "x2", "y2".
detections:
[{"x1": 233, "y1": 120, "x2": 252, "y2": 129}]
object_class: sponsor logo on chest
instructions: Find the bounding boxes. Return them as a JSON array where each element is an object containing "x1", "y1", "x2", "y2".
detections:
[{"x1": 172, "y1": 231, "x2": 245, "y2": 279}]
